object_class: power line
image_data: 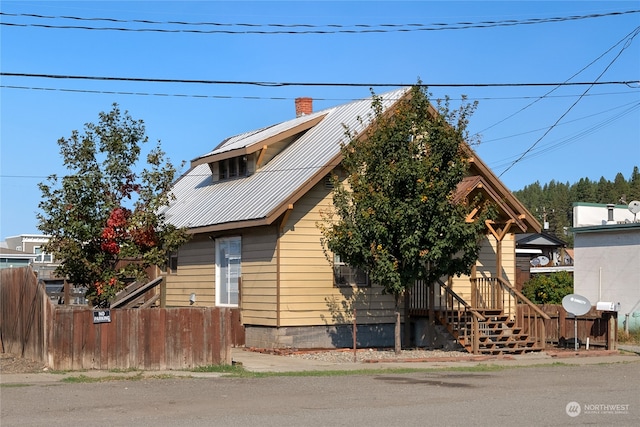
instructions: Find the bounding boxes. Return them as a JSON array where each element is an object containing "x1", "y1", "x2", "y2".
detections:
[
  {"x1": 474, "y1": 25, "x2": 640, "y2": 136},
  {"x1": 498, "y1": 26, "x2": 640, "y2": 177},
  {"x1": 2, "y1": 72, "x2": 638, "y2": 88},
  {"x1": 1, "y1": 10, "x2": 638, "y2": 35},
  {"x1": 2, "y1": 84, "x2": 634, "y2": 101}
]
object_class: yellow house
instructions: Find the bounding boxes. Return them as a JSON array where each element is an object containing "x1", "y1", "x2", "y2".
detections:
[{"x1": 162, "y1": 89, "x2": 546, "y2": 353}]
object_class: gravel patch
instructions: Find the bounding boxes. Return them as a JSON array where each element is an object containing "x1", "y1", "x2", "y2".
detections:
[{"x1": 283, "y1": 348, "x2": 471, "y2": 363}]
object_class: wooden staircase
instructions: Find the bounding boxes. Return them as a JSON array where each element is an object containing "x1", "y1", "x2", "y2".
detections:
[
  {"x1": 436, "y1": 309, "x2": 544, "y2": 355},
  {"x1": 410, "y1": 277, "x2": 550, "y2": 355}
]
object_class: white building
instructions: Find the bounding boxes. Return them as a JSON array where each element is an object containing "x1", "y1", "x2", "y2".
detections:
[{"x1": 572, "y1": 203, "x2": 640, "y2": 332}]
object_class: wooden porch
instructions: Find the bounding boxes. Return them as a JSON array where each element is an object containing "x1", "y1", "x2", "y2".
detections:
[{"x1": 409, "y1": 277, "x2": 550, "y2": 355}]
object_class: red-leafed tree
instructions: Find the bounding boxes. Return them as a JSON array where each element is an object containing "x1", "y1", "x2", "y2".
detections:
[{"x1": 38, "y1": 104, "x2": 189, "y2": 307}]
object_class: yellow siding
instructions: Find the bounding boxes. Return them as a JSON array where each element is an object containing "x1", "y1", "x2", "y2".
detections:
[
  {"x1": 450, "y1": 232, "x2": 517, "y2": 300},
  {"x1": 278, "y1": 177, "x2": 397, "y2": 327},
  {"x1": 165, "y1": 236, "x2": 215, "y2": 307},
  {"x1": 239, "y1": 226, "x2": 278, "y2": 325}
]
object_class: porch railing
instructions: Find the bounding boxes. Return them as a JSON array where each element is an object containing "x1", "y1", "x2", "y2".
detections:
[
  {"x1": 471, "y1": 276, "x2": 550, "y2": 348},
  {"x1": 410, "y1": 279, "x2": 486, "y2": 353}
]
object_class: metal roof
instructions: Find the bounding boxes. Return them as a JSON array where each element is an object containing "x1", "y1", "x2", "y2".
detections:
[{"x1": 162, "y1": 88, "x2": 408, "y2": 231}]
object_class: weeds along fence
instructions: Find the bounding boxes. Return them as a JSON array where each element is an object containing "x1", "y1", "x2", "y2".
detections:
[{"x1": 1, "y1": 266, "x2": 233, "y2": 370}]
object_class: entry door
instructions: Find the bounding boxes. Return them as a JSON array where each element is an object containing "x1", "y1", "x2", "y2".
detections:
[{"x1": 215, "y1": 237, "x2": 241, "y2": 306}]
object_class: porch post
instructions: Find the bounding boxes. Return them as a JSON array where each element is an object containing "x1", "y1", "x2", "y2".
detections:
[{"x1": 470, "y1": 264, "x2": 477, "y2": 309}]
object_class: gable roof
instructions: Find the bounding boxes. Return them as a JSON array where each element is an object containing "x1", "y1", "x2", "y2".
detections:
[
  {"x1": 163, "y1": 88, "x2": 409, "y2": 232},
  {"x1": 516, "y1": 233, "x2": 567, "y2": 247},
  {"x1": 164, "y1": 88, "x2": 540, "y2": 234}
]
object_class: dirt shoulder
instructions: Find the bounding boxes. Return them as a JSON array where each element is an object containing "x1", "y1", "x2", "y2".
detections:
[{"x1": 0, "y1": 352, "x2": 47, "y2": 374}]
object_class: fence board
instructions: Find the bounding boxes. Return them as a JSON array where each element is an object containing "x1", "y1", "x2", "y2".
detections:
[
  {"x1": 521, "y1": 304, "x2": 616, "y2": 349},
  {"x1": 1, "y1": 267, "x2": 233, "y2": 370}
]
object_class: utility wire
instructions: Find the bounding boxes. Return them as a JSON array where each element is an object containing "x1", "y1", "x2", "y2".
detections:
[
  {"x1": 497, "y1": 26, "x2": 640, "y2": 177},
  {"x1": 1, "y1": 10, "x2": 638, "y2": 34},
  {"x1": 2, "y1": 73, "x2": 638, "y2": 88},
  {"x1": 2, "y1": 84, "x2": 634, "y2": 101},
  {"x1": 475, "y1": 26, "x2": 640, "y2": 136},
  {"x1": 5, "y1": 101, "x2": 638, "y2": 181}
]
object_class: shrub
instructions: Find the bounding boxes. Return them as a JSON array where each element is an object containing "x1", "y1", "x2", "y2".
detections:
[{"x1": 522, "y1": 271, "x2": 573, "y2": 304}]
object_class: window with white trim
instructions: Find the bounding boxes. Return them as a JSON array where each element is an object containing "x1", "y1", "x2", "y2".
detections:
[
  {"x1": 333, "y1": 254, "x2": 369, "y2": 287},
  {"x1": 215, "y1": 236, "x2": 241, "y2": 306}
]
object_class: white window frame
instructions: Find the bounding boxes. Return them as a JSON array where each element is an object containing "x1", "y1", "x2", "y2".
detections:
[
  {"x1": 333, "y1": 254, "x2": 369, "y2": 287},
  {"x1": 215, "y1": 236, "x2": 241, "y2": 307}
]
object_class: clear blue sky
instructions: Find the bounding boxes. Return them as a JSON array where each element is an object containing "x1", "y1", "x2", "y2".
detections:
[{"x1": 1, "y1": 1, "x2": 639, "y2": 241}]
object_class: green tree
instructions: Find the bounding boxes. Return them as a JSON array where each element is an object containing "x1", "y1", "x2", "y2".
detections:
[
  {"x1": 320, "y1": 86, "x2": 490, "y2": 353},
  {"x1": 522, "y1": 271, "x2": 573, "y2": 304},
  {"x1": 38, "y1": 104, "x2": 190, "y2": 307},
  {"x1": 629, "y1": 166, "x2": 640, "y2": 201}
]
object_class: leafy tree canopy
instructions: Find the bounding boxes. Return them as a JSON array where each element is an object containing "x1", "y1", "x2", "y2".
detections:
[
  {"x1": 320, "y1": 85, "x2": 492, "y2": 352},
  {"x1": 38, "y1": 104, "x2": 189, "y2": 307},
  {"x1": 522, "y1": 271, "x2": 573, "y2": 305}
]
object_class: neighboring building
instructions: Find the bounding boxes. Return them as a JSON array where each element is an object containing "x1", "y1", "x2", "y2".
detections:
[
  {"x1": 572, "y1": 202, "x2": 640, "y2": 332},
  {"x1": 515, "y1": 232, "x2": 573, "y2": 290},
  {"x1": 1, "y1": 234, "x2": 58, "y2": 278},
  {"x1": 2, "y1": 234, "x2": 53, "y2": 261},
  {"x1": 162, "y1": 89, "x2": 541, "y2": 351},
  {"x1": 0, "y1": 247, "x2": 38, "y2": 269}
]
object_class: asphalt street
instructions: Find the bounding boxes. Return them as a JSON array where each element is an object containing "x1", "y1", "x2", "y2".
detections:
[{"x1": 1, "y1": 350, "x2": 639, "y2": 426}]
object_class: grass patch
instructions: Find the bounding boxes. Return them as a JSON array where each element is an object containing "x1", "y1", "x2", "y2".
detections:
[
  {"x1": 0, "y1": 383, "x2": 33, "y2": 388},
  {"x1": 189, "y1": 363, "x2": 522, "y2": 378},
  {"x1": 108, "y1": 367, "x2": 141, "y2": 373},
  {"x1": 190, "y1": 364, "x2": 247, "y2": 375},
  {"x1": 60, "y1": 372, "x2": 177, "y2": 383},
  {"x1": 618, "y1": 328, "x2": 640, "y2": 345}
]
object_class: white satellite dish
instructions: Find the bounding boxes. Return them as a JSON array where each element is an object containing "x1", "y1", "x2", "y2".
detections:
[
  {"x1": 562, "y1": 293, "x2": 591, "y2": 351},
  {"x1": 629, "y1": 200, "x2": 640, "y2": 221},
  {"x1": 562, "y1": 294, "x2": 591, "y2": 316},
  {"x1": 531, "y1": 255, "x2": 549, "y2": 267}
]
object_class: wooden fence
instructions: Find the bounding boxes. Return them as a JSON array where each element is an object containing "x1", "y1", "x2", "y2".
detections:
[
  {"x1": 1, "y1": 267, "x2": 233, "y2": 370},
  {"x1": 520, "y1": 304, "x2": 617, "y2": 349}
]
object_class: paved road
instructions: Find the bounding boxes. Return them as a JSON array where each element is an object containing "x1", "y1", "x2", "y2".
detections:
[{"x1": 2, "y1": 362, "x2": 638, "y2": 426}]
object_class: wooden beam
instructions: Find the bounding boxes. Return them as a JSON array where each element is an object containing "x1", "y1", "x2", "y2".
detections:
[
  {"x1": 466, "y1": 207, "x2": 479, "y2": 223},
  {"x1": 279, "y1": 204, "x2": 294, "y2": 233},
  {"x1": 256, "y1": 145, "x2": 268, "y2": 168}
]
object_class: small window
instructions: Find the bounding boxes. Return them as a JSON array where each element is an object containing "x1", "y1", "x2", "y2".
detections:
[
  {"x1": 229, "y1": 157, "x2": 238, "y2": 177},
  {"x1": 219, "y1": 159, "x2": 228, "y2": 180},
  {"x1": 217, "y1": 156, "x2": 249, "y2": 181},
  {"x1": 333, "y1": 254, "x2": 369, "y2": 287},
  {"x1": 166, "y1": 252, "x2": 178, "y2": 274}
]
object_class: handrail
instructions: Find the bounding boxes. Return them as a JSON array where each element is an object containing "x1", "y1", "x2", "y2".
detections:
[
  {"x1": 437, "y1": 280, "x2": 486, "y2": 322},
  {"x1": 494, "y1": 277, "x2": 551, "y2": 320}
]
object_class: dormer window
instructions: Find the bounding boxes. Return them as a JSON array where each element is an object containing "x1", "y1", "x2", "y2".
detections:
[{"x1": 218, "y1": 156, "x2": 248, "y2": 181}]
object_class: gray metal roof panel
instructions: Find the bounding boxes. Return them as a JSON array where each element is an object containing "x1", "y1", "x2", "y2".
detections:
[{"x1": 164, "y1": 88, "x2": 408, "y2": 230}]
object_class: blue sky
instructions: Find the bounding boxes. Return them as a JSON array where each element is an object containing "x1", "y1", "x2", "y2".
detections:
[{"x1": 1, "y1": 1, "x2": 639, "y2": 241}]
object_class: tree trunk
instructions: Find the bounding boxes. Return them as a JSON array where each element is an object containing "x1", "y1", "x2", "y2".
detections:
[
  {"x1": 394, "y1": 294, "x2": 401, "y2": 354},
  {"x1": 395, "y1": 311, "x2": 401, "y2": 354}
]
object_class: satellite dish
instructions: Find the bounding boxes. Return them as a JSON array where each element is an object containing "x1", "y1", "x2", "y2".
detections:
[
  {"x1": 629, "y1": 201, "x2": 640, "y2": 220},
  {"x1": 537, "y1": 255, "x2": 549, "y2": 266},
  {"x1": 530, "y1": 258, "x2": 540, "y2": 267},
  {"x1": 562, "y1": 294, "x2": 591, "y2": 316}
]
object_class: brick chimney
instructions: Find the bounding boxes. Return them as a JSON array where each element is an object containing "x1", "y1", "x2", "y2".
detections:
[{"x1": 295, "y1": 97, "x2": 313, "y2": 117}]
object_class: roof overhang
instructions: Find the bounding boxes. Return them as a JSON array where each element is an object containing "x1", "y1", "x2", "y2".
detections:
[{"x1": 190, "y1": 113, "x2": 328, "y2": 168}]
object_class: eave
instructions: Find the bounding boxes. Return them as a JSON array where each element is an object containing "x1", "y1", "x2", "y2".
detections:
[{"x1": 190, "y1": 113, "x2": 328, "y2": 168}]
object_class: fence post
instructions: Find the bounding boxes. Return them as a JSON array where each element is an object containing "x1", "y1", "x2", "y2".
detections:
[{"x1": 472, "y1": 316, "x2": 479, "y2": 354}]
